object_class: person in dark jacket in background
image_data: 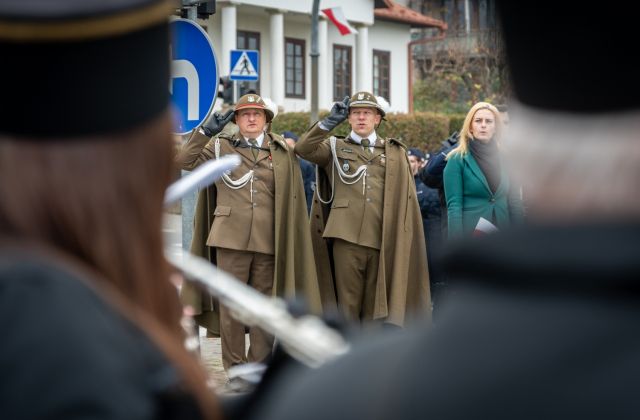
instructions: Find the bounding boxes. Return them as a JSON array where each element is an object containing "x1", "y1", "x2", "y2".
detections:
[
  {"x1": 419, "y1": 131, "x2": 459, "y2": 236},
  {"x1": 242, "y1": 2, "x2": 640, "y2": 419},
  {"x1": 408, "y1": 148, "x2": 443, "y2": 311},
  {"x1": 418, "y1": 133, "x2": 458, "y2": 310},
  {"x1": 0, "y1": 1, "x2": 218, "y2": 419},
  {"x1": 283, "y1": 131, "x2": 315, "y2": 213}
]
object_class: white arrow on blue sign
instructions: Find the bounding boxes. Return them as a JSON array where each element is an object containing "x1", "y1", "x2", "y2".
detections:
[
  {"x1": 230, "y1": 50, "x2": 259, "y2": 81},
  {"x1": 170, "y1": 18, "x2": 218, "y2": 135}
]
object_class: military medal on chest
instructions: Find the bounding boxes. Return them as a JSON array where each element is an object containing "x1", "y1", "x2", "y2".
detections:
[{"x1": 342, "y1": 160, "x2": 350, "y2": 172}]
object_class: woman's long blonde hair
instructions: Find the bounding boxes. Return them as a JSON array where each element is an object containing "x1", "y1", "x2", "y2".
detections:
[{"x1": 448, "y1": 101, "x2": 502, "y2": 158}]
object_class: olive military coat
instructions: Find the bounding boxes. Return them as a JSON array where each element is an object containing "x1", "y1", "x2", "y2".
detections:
[
  {"x1": 299, "y1": 124, "x2": 431, "y2": 327},
  {"x1": 176, "y1": 129, "x2": 322, "y2": 335}
]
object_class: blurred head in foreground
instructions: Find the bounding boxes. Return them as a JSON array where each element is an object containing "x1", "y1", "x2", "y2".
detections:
[
  {"x1": 0, "y1": 0, "x2": 217, "y2": 417},
  {"x1": 499, "y1": 2, "x2": 640, "y2": 223}
]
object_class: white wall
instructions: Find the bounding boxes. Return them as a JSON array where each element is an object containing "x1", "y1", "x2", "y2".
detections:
[
  {"x1": 368, "y1": 21, "x2": 411, "y2": 113},
  {"x1": 201, "y1": 2, "x2": 411, "y2": 114},
  {"x1": 236, "y1": 0, "x2": 374, "y2": 24}
]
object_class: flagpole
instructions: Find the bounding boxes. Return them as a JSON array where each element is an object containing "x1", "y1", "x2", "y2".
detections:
[{"x1": 310, "y1": 0, "x2": 320, "y2": 124}]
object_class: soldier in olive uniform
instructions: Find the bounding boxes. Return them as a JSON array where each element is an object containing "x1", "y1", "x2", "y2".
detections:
[
  {"x1": 175, "y1": 94, "x2": 320, "y2": 372},
  {"x1": 296, "y1": 92, "x2": 430, "y2": 326}
]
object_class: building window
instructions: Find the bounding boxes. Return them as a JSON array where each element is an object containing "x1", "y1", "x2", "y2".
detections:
[
  {"x1": 373, "y1": 50, "x2": 390, "y2": 102},
  {"x1": 285, "y1": 38, "x2": 305, "y2": 98},
  {"x1": 333, "y1": 45, "x2": 352, "y2": 101},
  {"x1": 236, "y1": 30, "x2": 260, "y2": 96}
]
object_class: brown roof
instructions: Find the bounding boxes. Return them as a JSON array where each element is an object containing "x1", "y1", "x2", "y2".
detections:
[{"x1": 374, "y1": 0, "x2": 447, "y2": 30}]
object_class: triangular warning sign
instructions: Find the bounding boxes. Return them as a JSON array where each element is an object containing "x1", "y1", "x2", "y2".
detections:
[{"x1": 231, "y1": 51, "x2": 258, "y2": 77}]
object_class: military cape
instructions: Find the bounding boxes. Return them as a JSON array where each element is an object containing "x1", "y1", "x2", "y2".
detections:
[
  {"x1": 309, "y1": 134, "x2": 431, "y2": 326},
  {"x1": 179, "y1": 131, "x2": 322, "y2": 335}
]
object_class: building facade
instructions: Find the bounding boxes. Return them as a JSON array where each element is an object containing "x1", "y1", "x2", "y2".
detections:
[{"x1": 198, "y1": 0, "x2": 444, "y2": 113}]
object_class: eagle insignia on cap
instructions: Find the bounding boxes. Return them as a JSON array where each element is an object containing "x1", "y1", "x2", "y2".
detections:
[
  {"x1": 358, "y1": 93, "x2": 364, "y2": 100},
  {"x1": 248, "y1": 96, "x2": 255, "y2": 102}
]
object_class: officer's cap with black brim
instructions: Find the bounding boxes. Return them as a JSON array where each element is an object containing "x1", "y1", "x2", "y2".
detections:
[
  {"x1": 497, "y1": 1, "x2": 638, "y2": 113},
  {"x1": 0, "y1": 0, "x2": 174, "y2": 138}
]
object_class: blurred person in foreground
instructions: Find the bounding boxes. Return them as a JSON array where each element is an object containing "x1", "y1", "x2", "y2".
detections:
[
  {"x1": 0, "y1": 1, "x2": 219, "y2": 419},
  {"x1": 243, "y1": 2, "x2": 640, "y2": 419},
  {"x1": 443, "y1": 101, "x2": 524, "y2": 239}
]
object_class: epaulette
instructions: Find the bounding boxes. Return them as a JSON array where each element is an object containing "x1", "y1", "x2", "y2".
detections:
[
  {"x1": 388, "y1": 137, "x2": 408, "y2": 149},
  {"x1": 266, "y1": 132, "x2": 288, "y2": 150}
]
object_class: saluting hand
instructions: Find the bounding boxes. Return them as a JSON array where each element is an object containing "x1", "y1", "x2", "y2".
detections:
[
  {"x1": 201, "y1": 109, "x2": 234, "y2": 137},
  {"x1": 319, "y1": 96, "x2": 350, "y2": 131}
]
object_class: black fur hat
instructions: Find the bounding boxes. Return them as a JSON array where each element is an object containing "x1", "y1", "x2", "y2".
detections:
[
  {"x1": 0, "y1": 0, "x2": 173, "y2": 137},
  {"x1": 497, "y1": 2, "x2": 636, "y2": 113}
]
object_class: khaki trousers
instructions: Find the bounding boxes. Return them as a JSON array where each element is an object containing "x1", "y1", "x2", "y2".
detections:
[
  {"x1": 216, "y1": 247, "x2": 275, "y2": 371},
  {"x1": 332, "y1": 239, "x2": 380, "y2": 322}
]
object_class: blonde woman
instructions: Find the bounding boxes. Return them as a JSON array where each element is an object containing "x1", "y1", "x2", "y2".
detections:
[{"x1": 443, "y1": 102, "x2": 523, "y2": 238}]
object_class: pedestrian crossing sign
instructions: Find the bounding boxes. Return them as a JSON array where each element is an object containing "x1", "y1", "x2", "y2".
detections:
[{"x1": 229, "y1": 50, "x2": 259, "y2": 81}]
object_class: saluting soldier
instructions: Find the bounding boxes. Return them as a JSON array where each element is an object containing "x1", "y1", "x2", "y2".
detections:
[
  {"x1": 296, "y1": 92, "x2": 431, "y2": 326},
  {"x1": 175, "y1": 94, "x2": 320, "y2": 373}
]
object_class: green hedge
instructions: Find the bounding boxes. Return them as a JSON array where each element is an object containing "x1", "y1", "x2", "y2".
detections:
[
  {"x1": 271, "y1": 111, "x2": 451, "y2": 153},
  {"x1": 448, "y1": 114, "x2": 466, "y2": 135}
]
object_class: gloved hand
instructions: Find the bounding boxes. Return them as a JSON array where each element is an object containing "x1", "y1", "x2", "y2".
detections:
[
  {"x1": 319, "y1": 96, "x2": 350, "y2": 131},
  {"x1": 201, "y1": 109, "x2": 234, "y2": 137}
]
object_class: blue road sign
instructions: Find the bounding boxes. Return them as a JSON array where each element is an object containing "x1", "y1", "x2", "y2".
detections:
[
  {"x1": 230, "y1": 50, "x2": 260, "y2": 81},
  {"x1": 170, "y1": 18, "x2": 218, "y2": 135}
]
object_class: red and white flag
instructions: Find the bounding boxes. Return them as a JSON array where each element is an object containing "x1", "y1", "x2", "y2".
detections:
[
  {"x1": 322, "y1": 7, "x2": 358, "y2": 36},
  {"x1": 473, "y1": 217, "x2": 499, "y2": 236}
]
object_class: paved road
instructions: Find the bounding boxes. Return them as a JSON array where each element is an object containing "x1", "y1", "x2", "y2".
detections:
[{"x1": 163, "y1": 213, "x2": 229, "y2": 390}]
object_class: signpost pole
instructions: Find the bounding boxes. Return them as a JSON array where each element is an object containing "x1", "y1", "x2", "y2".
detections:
[
  {"x1": 310, "y1": 0, "x2": 320, "y2": 124},
  {"x1": 181, "y1": 1, "x2": 198, "y2": 255},
  {"x1": 175, "y1": 2, "x2": 218, "y2": 255}
]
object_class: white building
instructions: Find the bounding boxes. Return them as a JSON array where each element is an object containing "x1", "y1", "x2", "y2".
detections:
[{"x1": 199, "y1": 0, "x2": 445, "y2": 113}]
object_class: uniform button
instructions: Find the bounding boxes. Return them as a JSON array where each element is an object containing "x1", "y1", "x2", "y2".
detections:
[
  {"x1": 254, "y1": 177, "x2": 259, "y2": 181},
  {"x1": 367, "y1": 186, "x2": 372, "y2": 190},
  {"x1": 490, "y1": 198, "x2": 496, "y2": 203},
  {"x1": 366, "y1": 198, "x2": 371, "y2": 202},
  {"x1": 252, "y1": 203, "x2": 257, "y2": 208}
]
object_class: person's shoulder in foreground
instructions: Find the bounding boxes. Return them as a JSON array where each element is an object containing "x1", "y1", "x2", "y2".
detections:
[
  {"x1": 247, "y1": 223, "x2": 640, "y2": 420},
  {"x1": 0, "y1": 254, "x2": 200, "y2": 420}
]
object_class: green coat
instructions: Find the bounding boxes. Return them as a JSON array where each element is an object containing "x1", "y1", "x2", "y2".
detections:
[
  {"x1": 443, "y1": 151, "x2": 523, "y2": 238},
  {"x1": 178, "y1": 131, "x2": 322, "y2": 336}
]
